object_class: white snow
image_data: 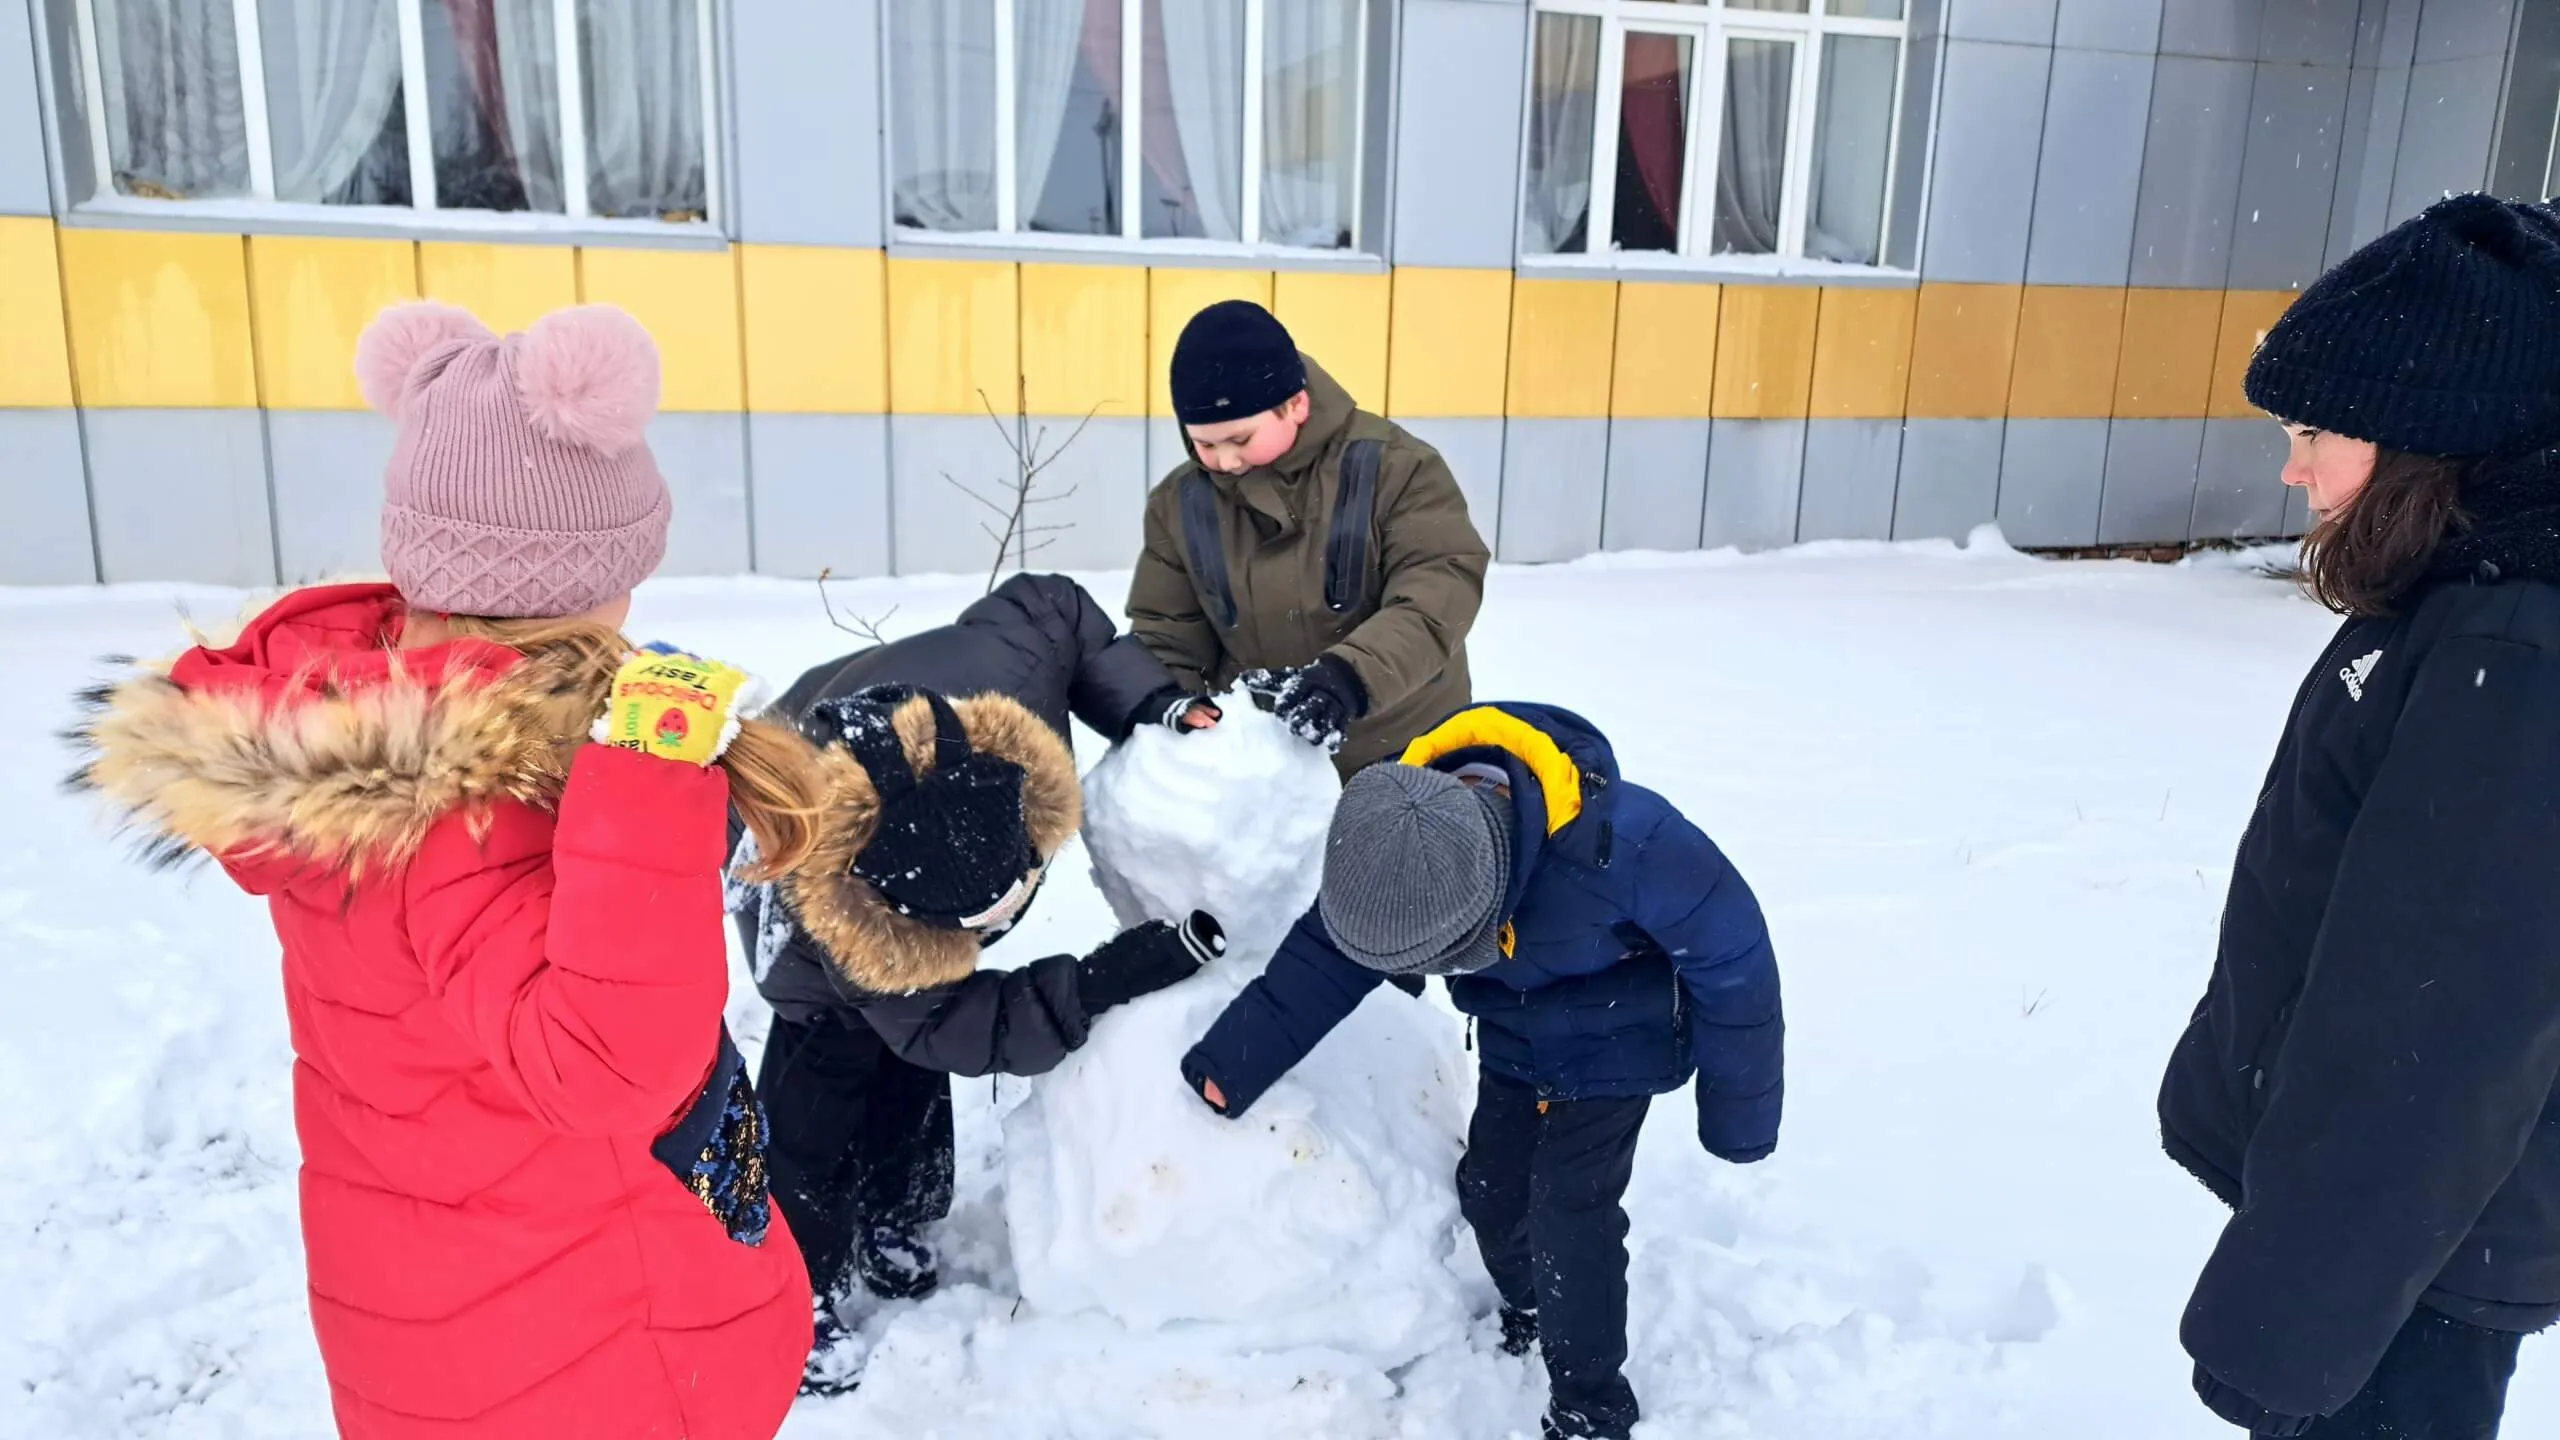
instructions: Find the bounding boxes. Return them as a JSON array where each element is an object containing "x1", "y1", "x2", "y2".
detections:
[{"x1": 10, "y1": 539, "x2": 2559, "y2": 1438}]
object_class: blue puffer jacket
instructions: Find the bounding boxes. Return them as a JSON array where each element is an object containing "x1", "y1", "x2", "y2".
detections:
[{"x1": 1181, "y1": 702, "x2": 1785, "y2": 1161}]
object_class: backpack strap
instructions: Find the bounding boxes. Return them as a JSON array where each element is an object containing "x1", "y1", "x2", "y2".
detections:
[
  {"x1": 1325, "y1": 438, "x2": 1384, "y2": 613},
  {"x1": 1179, "y1": 469, "x2": 1239, "y2": 630}
]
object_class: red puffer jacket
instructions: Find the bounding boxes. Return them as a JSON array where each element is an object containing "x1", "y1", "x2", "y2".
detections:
[{"x1": 75, "y1": 585, "x2": 808, "y2": 1439}]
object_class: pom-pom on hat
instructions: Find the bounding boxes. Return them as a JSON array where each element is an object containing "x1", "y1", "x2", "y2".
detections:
[
  {"x1": 358, "y1": 300, "x2": 671, "y2": 619},
  {"x1": 1169, "y1": 299, "x2": 1308, "y2": 427}
]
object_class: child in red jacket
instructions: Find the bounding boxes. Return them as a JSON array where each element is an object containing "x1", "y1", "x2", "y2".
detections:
[{"x1": 72, "y1": 302, "x2": 821, "y2": 1439}]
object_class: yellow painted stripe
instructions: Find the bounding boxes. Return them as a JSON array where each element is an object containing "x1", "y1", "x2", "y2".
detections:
[
  {"x1": 419, "y1": 242, "x2": 578, "y2": 337},
  {"x1": 2211, "y1": 290, "x2": 2297, "y2": 419},
  {"x1": 57, "y1": 228, "x2": 259, "y2": 408},
  {"x1": 2114, "y1": 287, "x2": 2225, "y2": 419},
  {"x1": 0, "y1": 218, "x2": 74, "y2": 408},
  {"x1": 1808, "y1": 287, "x2": 1917, "y2": 420},
  {"x1": 887, "y1": 257, "x2": 1020, "y2": 415},
  {"x1": 1710, "y1": 286, "x2": 1819, "y2": 420},
  {"x1": 2007, "y1": 286, "x2": 2127, "y2": 420},
  {"x1": 1274, "y1": 270, "x2": 1389, "y2": 412},
  {"x1": 1904, "y1": 283, "x2": 2022, "y2": 421},
  {"x1": 1148, "y1": 269, "x2": 1274, "y2": 417},
  {"x1": 247, "y1": 236, "x2": 419, "y2": 410},
  {"x1": 578, "y1": 247, "x2": 746, "y2": 412},
  {"x1": 1504, "y1": 278, "x2": 1617, "y2": 418},
  {"x1": 740, "y1": 244, "x2": 885, "y2": 413},
  {"x1": 1388, "y1": 267, "x2": 1512, "y2": 419},
  {"x1": 1609, "y1": 282, "x2": 1718, "y2": 420},
  {"x1": 1020, "y1": 262, "x2": 1147, "y2": 417}
]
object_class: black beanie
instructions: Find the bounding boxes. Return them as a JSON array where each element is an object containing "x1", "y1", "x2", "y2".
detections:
[
  {"x1": 810, "y1": 687, "x2": 1038, "y2": 931},
  {"x1": 1169, "y1": 299, "x2": 1307, "y2": 426},
  {"x1": 2245, "y1": 193, "x2": 2560, "y2": 458}
]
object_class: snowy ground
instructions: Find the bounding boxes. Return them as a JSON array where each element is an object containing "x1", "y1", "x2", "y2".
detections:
[{"x1": 9, "y1": 535, "x2": 2555, "y2": 1438}]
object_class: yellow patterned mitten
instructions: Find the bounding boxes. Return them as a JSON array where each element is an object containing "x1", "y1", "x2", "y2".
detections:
[{"x1": 592, "y1": 645, "x2": 767, "y2": 766}]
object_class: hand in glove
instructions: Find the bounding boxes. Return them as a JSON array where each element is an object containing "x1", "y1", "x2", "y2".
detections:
[
  {"x1": 1076, "y1": 911, "x2": 1226, "y2": 1019},
  {"x1": 593, "y1": 645, "x2": 766, "y2": 766},
  {"x1": 1240, "y1": 654, "x2": 1368, "y2": 754},
  {"x1": 1128, "y1": 683, "x2": 1223, "y2": 738}
]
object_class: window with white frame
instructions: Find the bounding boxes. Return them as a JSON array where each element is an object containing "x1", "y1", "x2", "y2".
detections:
[
  {"x1": 67, "y1": 0, "x2": 717, "y2": 223},
  {"x1": 887, "y1": 0, "x2": 1371, "y2": 250},
  {"x1": 1522, "y1": 0, "x2": 1907, "y2": 265}
]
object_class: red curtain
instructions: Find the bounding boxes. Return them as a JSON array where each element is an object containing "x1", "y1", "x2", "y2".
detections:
[{"x1": 1622, "y1": 34, "x2": 1687, "y2": 234}]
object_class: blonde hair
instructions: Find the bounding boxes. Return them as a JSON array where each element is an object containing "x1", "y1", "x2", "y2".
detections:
[{"x1": 442, "y1": 614, "x2": 825, "y2": 881}]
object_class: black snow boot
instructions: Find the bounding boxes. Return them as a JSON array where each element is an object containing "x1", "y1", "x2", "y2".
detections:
[
  {"x1": 1500, "y1": 1303, "x2": 1541, "y2": 1358},
  {"x1": 800, "y1": 1295, "x2": 863, "y2": 1398},
  {"x1": 856, "y1": 1225, "x2": 940, "y2": 1301}
]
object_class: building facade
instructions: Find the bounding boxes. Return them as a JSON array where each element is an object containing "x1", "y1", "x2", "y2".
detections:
[{"x1": 0, "y1": 0, "x2": 2553, "y2": 588}]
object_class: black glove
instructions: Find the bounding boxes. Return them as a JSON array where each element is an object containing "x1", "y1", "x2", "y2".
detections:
[
  {"x1": 2192, "y1": 1364, "x2": 2315, "y2": 1437},
  {"x1": 1126, "y1": 683, "x2": 1222, "y2": 738},
  {"x1": 1075, "y1": 911, "x2": 1226, "y2": 1018},
  {"x1": 1241, "y1": 654, "x2": 1368, "y2": 753},
  {"x1": 1386, "y1": 973, "x2": 1426, "y2": 997}
]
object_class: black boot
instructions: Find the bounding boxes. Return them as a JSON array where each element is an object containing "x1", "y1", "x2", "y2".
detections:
[
  {"x1": 856, "y1": 1225, "x2": 940, "y2": 1301},
  {"x1": 1500, "y1": 1303, "x2": 1541, "y2": 1358},
  {"x1": 800, "y1": 1294, "x2": 863, "y2": 1398},
  {"x1": 1543, "y1": 1403, "x2": 1633, "y2": 1440}
]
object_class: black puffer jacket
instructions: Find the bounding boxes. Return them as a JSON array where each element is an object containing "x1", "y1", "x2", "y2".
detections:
[
  {"x1": 737, "y1": 574, "x2": 1176, "y2": 1075},
  {"x1": 2161, "y1": 450, "x2": 2560, "y2": 1427}
]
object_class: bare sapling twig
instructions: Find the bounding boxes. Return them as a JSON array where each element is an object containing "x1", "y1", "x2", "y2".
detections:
[
  {"x1": 939, "y1": 374, "x2": 1106, "y2": 594},
  {"x1": 815, "y1": 567, "x2": 898, "y2": 647}
]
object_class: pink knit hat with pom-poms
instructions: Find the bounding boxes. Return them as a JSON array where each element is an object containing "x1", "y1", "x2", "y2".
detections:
[{"x1": 356, "y1": 300, "x2": 670, "y2": 619}]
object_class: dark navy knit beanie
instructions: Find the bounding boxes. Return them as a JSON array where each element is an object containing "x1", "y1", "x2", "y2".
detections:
[
  {"x1": 2246, "y1": 193, "x2": 2560, "y2": 458},
  {"x1": 1169, "y1": 300, "x2": 1307, "y2": 426}
]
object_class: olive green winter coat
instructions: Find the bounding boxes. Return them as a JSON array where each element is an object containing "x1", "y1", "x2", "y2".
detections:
[{"x1": 1127, "y1": 356, "x2": 1489, "y2": 774}]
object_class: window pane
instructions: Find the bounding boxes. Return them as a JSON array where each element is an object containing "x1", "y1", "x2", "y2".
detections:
[
  {"x1": 1521, "y1": 12, "x2": 1599, "y2": 255},
  {"x1": 1827, "y1": 1, "x2": 1907, "y2": 17},
  {"x1": 1713, "y1": 37, "x2": 1793, "y2": 255},
  {"x1": 1613, "y1": 32, "x2": 1691, "y2": 252},
  {"x1": 1142, "y1": 0, "x2": 1245, "y2": 240},
  {"x1": 1019, "y1": 0, "x2": 1121, "y2": 235},
  {"x1": 260, "y1": 1, "x2": 410, "y2": 205},
  {"x1": 93, "y1": 0, "x2": 252, "y2": 199},
  {"x1": 422, "y1": 0, "x2": 565, "y2": 213},
  {"x1": 1729, "y1": 0, "x2": 1812, "y2": 12},
  {"x1": 890, "y1": 0, "x2": 999, "y2": 231},
  {"x1": 1261, "y1": 0, "x2": 1361, "y2": 249},
  {"x1": 581, "y1": 0, "x2": 708, "y2": 220},
  {"x1": 1808, "y1": 34, "x2": 1896, "y2": 263}
]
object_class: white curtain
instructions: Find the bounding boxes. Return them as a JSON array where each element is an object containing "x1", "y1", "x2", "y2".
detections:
[
  {"x1": 1520, "y1": 12, "x2": 1598, "y2": 255},
  {"x1": 1713, "y1": 37, "x2": 1791, "y2": 255},
  {"x1": 1806, "y1": 34, "x2": 1896, "y2": 264},
  {"x1": 580, "y1": 0, "x2": 705, "y2": 217},
  {"x1": 488, "y1": 1, "x2": 563, "y2": 211},
  {"x1": 1155, "y1": 0, "x2": 1245, "y2": 240},
  {"x1": 1260, "y1": 0, "x2": 1359, "y2": 248},
  {"x1": 890, "y1": 0, "x2": 999, "y2": 230},
  {"x1": 1014, "y1": 0, "x2": 1089, "y2": 226},
  {"x1": 260, "y1": 0, "x2": 405, "y2": 204},
  {"x1": 94, "y1": 0, "x2": 251, "y2": 198}
]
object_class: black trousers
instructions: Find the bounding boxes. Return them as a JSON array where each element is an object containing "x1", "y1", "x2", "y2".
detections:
[
  {"x1": 1457, "y1": 1071, "x2": 1653, "y2": 1439},
  {"x1": 757, "y1": 1011, "x2": 954, "y2": 1299},
  {"x1": 2259, "y1": 1307, "x2": 2524, "y2": 1440}
]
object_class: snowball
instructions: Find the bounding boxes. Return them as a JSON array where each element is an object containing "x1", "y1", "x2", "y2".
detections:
[{"x1": 1002, "y1": 697, "x2": 1473, "y2": 1366}]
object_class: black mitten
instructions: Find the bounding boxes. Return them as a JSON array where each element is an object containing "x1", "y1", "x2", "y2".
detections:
[
  {"x1": 1241, "y1": 654, "x2": 1368, "y2": 753},
  {"x1": 1125, "y1": 683, "x2": 1222, "y2": 739},
  {"x1": 1076, "y1": 911, "x2": 1226, "y2": 1018}
]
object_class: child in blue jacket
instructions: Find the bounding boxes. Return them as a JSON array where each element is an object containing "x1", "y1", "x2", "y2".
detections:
[{"x1": 1181, "y1": 702, "x2": 1784, "y2": 1440}]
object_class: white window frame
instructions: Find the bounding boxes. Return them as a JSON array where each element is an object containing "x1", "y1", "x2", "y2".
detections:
[
  {"x1": 1521, "y1": 0, "x2": 1908, "y2": 272},
  {"x1": 891, "y1": 0, "x2": 1374, "y2": 259},
  {"x1": 64, "y1": 0, "x2": 723, "y2": 237}
]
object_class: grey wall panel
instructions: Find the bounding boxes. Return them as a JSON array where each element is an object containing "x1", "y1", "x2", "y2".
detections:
[
  {"x1": 1797, "y1": 419, "x2": 1903, "y2": 543},
  {"x1": 2283, "y1": 481, "x2": 2311, "y2": 534},
  {"x1": 1601, "y1": 418, "x2": 1708, "y2": 552},
  {"x1": 2388, "y1": 56, "x2": 2503, "y2": 223},
  {"x1": 2355, "y1": 0, "x2": 2422, "y2": 68},
  {"x1": 1894, "y1": 418, "x2": 2005, "y2": 541},
  {"x1": 0, "y1": 409, "x2": 92, "y2": 584},
  {"x1": 1007, "y1": 416, "x2": 1148, "y2": 573},
  {"x1": 1945, "y1": 0, "x2": 2059, "y2": 46},
  {"x1": 1393, "y1": 417, "x2": 1505, "y2": 553},
  {"x1": 2056, "y1": 0, "x2": 2164, "y2": 53},
  {"x1": 893, "y1": 415, "x2": 1149, "y2": 577},
  {"x1": 651, "y1": 412, "x2": 753, "y2": 577},
  {"x1": 1912, "y1": 0, "x2": 1946, "y2": 40},
  {"x1": 1390, "y1": 0, "x2": 1530, "y2": 269},
  {"x1": 2415, "y1": 0, "x2": 2516, "y2": 61},
  {"x1": 268, "y1": 411, "x2": 395, "y2": 584},
  {"x1": 1497, "y1": 419, "x2": 1606, "y2": 563},
  {"x1": 2257, "y1": 0, "x2": 2360, "y2": 65},
  {"x1": 2026, "y1": 48, "x2": 2156, "y2": 285},
  {"x1": 2160, "y1": 0, "x2": 2267, "y2": 58},
  {"x1": 1920, "y1": 40, "x2": 2054, "y2": 283},
  {"x1": 730, "y1": 0, "x2": 883, "y2": 245},
  {"x1": 0, "y1": 0, "x2": 49, "y2": 213},
  {"x1": 1703, "y1": 420, "x2": 1806, "y2": 551},
  {"x1": 2228, "y1": 62, "x2": 2352, "y2": 289},
  {"x1": 2326, "y1": 64, "x2": 2405, "y2": 268},
  {"x1": 1996, "y1": 418, "x2": 2106, "y2": 547},
  {"x1": 86, "y1": 410, "x2": 275, "y2": 587},
  {"x1": 2099, "y1": 417, "x2": 2206, "y2": 543},
  {"x1": 1886, "y1": 35, "x2": 1942, "y2": 271},
  {"x1": 2130, "y1": 56, "x2": 2256, "y2": 286},
  {"x1": 2193, "y1": 417, "x2": 2291, "y2": 538},
  {"x1": 749, "y1": 413, "x2": 891, "y2": 579}
]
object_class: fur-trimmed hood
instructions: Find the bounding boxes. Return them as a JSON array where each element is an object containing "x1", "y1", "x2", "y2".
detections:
[{"x1": 769, "y1": 690, "x2": 1081, "y2": 994}]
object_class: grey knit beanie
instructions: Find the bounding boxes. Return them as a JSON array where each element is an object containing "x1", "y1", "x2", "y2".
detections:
[{"x1": 1319, "y1": 765, "x2": 1514, "y2": 976}]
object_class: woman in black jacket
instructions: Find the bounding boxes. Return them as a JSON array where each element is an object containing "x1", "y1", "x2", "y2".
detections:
[
  {"x1": 2161, "y1": 194, "x2": 2560, "y2": 1439},
  {"x1": 731, "y1": 574, "x2": 1221, "y2": 1392}
]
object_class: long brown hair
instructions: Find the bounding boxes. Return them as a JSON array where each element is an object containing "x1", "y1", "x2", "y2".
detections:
[
  {"x1": 2298, "y1": 448, "x2": 2468, "y2": 617},
  {"x1": 443, "y1": 614, "x2": 826, "y2": 881}
]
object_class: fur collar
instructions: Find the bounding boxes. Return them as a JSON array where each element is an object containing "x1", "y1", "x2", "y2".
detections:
[{"x1": 774, "y1": 691, "x2": 1080, "y2": 993}]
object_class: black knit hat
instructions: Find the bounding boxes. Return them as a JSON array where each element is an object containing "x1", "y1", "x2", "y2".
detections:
[
  {"x1": 1169, "y1": 300, "x2": 1307, "y2": 426},
  {"x1": 2246, "y1": 193, "x2": 2560, "y2": 458},
  {"x1": 810, "y1": 686, "x2": 1038, "y2": 932}
]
